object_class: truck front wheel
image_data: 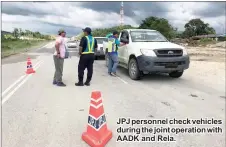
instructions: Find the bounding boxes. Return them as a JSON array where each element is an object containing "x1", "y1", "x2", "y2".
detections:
[
  {"x1": 128, "y1": 58, "x2": 141, "y2": 80},
  {"x1": 169, "y1": 71, "x2": 183, "y2": 78}
]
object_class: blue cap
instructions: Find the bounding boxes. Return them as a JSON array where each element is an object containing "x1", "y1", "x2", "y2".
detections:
[{"x1": 82, "y1": 27, "x2": 92, "y2": 33}]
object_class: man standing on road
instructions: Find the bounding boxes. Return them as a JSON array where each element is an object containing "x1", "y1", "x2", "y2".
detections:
[
  {"x1": 75, "y1": 27, "x2": 98, "y2": 86},
  {"x1": 107, "y1": 31, "x2": 125, "y2": 76},
  {"x1": 53, "y1": 29, "x2": 67, "y2": 87}
]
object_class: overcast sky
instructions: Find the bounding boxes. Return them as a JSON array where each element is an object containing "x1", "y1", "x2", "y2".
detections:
[{"x1": 2, "y1": 1, "x2": 226, "y2": 37}]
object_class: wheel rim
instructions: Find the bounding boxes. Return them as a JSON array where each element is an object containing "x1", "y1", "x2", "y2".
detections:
[{"x1": 130, "y1": 62, "x2": 137, "y2": 76}]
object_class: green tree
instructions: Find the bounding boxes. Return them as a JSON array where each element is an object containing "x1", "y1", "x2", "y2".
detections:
[
  {"x1": 182, "y1": 18, "x2": 216, "y2": 38},
  {"x1": 33, "y1": 31, "x2": 41, "y2": 38},
  {"x1": 91, "y1": 25, "x2": 136, "y2": 37},
  {"x1": 139, "y1": 16, "x2": 176, "y2": 39},
  {"x1": 12, "y1": 28, "x2": 19, "y2": 39}
]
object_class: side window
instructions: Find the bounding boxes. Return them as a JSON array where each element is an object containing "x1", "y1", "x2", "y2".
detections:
[
  {"x1": 123, "y1": 31, "x2": 129, "y2": 43},
  {"x1": 119, "y1": 31, "x2": 129, "y2": 44},
  {"x1": 120, "y1": 32, "x2": 125, "y2": 39},
  {"x1": 121, "y1": 32, "x2": 127, "y2": 39},
  {"x1": 124, "y1": 31, "x2": 129, "y2": 40}
]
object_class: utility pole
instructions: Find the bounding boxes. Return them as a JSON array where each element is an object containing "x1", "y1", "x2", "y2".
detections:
[{"x1": 120, "y1": 1, "x2": 124, "y2": 28}]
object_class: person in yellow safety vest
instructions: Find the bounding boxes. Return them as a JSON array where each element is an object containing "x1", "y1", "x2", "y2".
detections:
[
  {"x1": 107, "y1": 31, "x2": 125, "y2": 76},
  {"x1": 75, "y1": 27, "x2": 98, "y2": 86}
]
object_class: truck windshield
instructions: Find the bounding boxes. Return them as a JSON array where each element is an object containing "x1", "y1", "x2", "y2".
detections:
[
  {"x1": 130, "y1": 31, "x2": 168, "y2": 42},
  {"x1": 95, "y1": 38, "x2": 105, "y2": 44}
]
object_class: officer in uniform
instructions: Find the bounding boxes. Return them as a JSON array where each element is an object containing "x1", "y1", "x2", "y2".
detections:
[{"x1": 75, "y1": 27, "x2": 98, "y2": 86}]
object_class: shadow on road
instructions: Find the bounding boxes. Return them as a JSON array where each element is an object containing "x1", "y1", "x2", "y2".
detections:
[
  {"x1": 2, "y1": 54, "x2": 38, "y2": 65},
  {"x1": 117, "y1": 66, "x2": 185, "y2": 83}
]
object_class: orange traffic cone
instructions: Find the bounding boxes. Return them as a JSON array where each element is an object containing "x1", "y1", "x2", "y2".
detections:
[
  {"x1": 26, "y1": 57, "x2": 35, "y2": 74},
  {"x1": 82, "y1": 91, "x2": 112, "y2": 147}
]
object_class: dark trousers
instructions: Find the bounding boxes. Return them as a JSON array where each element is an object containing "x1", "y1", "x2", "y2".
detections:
[{"x1": 78, "y1": 54, "x2": 95, "y2": 82}]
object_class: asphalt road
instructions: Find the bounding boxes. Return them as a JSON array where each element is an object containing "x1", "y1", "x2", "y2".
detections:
[{"x1": 2, "y1": 42, "x2": 225, "y2": 147}]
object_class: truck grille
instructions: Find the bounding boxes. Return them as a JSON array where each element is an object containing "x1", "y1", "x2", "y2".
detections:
[
  {"x1": 154, "y1": 61, "x2": 185, "y2": 66},
  {"x1": 154, "y1": 49, "x2": 183, "y2": 57}
]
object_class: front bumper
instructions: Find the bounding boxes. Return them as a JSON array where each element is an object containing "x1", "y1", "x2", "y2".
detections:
[
  {"x1": 67, "y1": 45, "x2": 77, "y2": 48},
  {"x1": 95, "y1": 49, "x2": 105, "y2": 56},
  {"x1": 136, "y1": 55, "x2": 190, "y2": 73}
]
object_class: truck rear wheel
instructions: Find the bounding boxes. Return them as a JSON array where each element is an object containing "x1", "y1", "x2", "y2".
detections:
[
  {"x1": 169, "y1": 71, "x2": 183, "y2": 78},
  {"x1": 128, "y1": 58, "x2": 141, "y2": 80}
]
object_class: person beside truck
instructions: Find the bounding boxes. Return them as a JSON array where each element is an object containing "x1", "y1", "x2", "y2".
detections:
[{"x1": 107, "y1": 31, "x2": 125, "y2": 76}]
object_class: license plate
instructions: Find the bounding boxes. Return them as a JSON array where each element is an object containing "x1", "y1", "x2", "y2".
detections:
[{"x1": 165, "y1": 63, "x2": 178, "y2": 68}]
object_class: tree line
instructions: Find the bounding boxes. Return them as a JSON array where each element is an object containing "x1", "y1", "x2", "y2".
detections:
[
  {"x1": 2, "y1": 28, "x2": 54, "y2": 41},
  {"x1": 91, "y1": 17, "x2": 216, "y2": 40}
]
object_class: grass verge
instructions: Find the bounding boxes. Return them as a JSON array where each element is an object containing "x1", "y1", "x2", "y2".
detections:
[{"x1": 1, "y1": 39, "x2": 51, "y2": 58}]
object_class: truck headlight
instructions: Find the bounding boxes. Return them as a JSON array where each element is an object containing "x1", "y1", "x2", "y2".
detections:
[
  {"x1": 140, "y1": 49, "x2": 156, "y2": 57},
  {"x1": 183, "y1": 49, "x2": 188, "y2": 56}
]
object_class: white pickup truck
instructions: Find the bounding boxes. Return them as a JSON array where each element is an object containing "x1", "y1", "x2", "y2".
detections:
[
  {"x1": 103, "y1": 29, "x2": 190, "y2": 80},
  {"x1": 94, "y1": 37, "x2": 106, "y2": 60}
]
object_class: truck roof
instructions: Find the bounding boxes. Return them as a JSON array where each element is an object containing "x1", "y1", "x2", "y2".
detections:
[{"x1": 123, "y1": 29, "x2": 157, "y2": 32}]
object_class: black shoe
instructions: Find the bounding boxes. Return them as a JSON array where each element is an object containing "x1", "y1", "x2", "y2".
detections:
[
  {"x1": 56, "y1": 82, "x2": 66, "y2": 87},
  {"x1": 84, "y1": 81, "x2": 90, "y2": 86},
  {"x1": 53, "y1": 80, "x2": 57, "y2": 85},
  {"x1": 75, "y1": 82, "x2": 84, "y2": 86}
]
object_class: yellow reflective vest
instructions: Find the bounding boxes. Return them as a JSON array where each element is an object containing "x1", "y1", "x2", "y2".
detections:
[{"x1": 82, "y1": 36, "x2": 95, "y2": 54}]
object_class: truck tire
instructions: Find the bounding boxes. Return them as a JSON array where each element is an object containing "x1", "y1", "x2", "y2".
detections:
[
  {"x1": 128, "y1": 58, "x2": 141, "y2": 80},
  {"x1": 169, "y1": 71, "x2": 183, "y2": 78}
]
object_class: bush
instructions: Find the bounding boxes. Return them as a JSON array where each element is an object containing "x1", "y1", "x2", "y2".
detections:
[
  {"x1": 218, "y1": 37, "x2": 226, "y2": 41},
  {"x1": 200, "y1": 38, "x2": 213, "y2": 42}
]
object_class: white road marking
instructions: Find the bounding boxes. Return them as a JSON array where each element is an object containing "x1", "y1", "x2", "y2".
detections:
[
  {"x1": 2, "y1": 60, "x2": 43, "y2": 97},
  {"x1": 2, "y1": 75, "x2": 26, "y2": 97},
  {"x1": 117, "y1": 76, "x2": 128, "y2": 84},
  {"x1": 36, "y1": 42, "x2": 54, "y2": 50},
  {"x1": 2, "y1": 61, "x2": 44, "y2": 105}
]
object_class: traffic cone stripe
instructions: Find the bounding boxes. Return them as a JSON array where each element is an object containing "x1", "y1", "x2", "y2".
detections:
[
  {"x1": 27, "y1": 65, "x2": 32, "y2": 68},
  {"x1": 88, "y1": 114, "x2": 107, "y2": 131},
  {"x1": 90, "y1": 103, "x2": 103, "y2": 109},
  {"x1": 89, "y1": 113, "x2": 106, "y2": 120},
  {"x1": 90, "y1": 98, "x2": 102, "y2": 103},
  {"x1": 88, "y1": 123, "x2": 107, "y2": 132}
]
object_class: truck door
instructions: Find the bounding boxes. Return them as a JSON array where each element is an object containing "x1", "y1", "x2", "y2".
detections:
[
  {"x1": 117, "y1": 32, "x2": 124, "y2": 62},
  {"x1": 118, "y1": 31, "x2": 129, "y2": 63}
]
